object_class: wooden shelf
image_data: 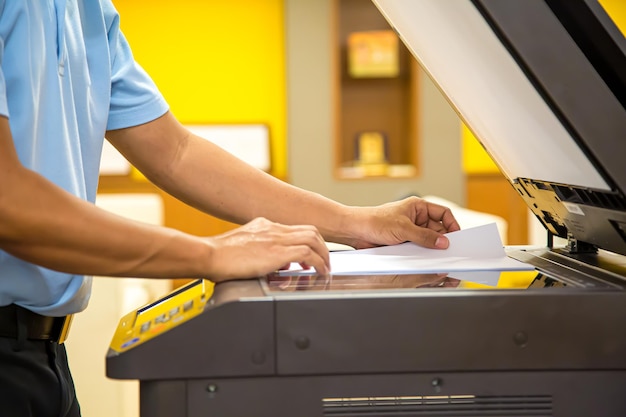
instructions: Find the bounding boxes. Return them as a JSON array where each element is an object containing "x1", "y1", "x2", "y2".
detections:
[{"x1": 334, "y1": 0, "x2": 420, "y2": 179}]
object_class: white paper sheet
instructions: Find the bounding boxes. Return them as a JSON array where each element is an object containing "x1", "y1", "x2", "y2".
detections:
[{"x1": 283, "y1": 223, "x2": 533, "y2": 276}]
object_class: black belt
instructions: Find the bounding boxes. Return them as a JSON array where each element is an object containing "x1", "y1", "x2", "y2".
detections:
[{"x1": 0, "y1": 304, "x2": 72, "y2": 343}]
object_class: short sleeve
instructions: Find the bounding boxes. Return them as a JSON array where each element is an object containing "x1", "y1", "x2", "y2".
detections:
[
  {"x1": 0, "y1": 37, "x2": 9, "y2": 118},
  {"x1": 106, "y1": 23, "x2": 169, "y2": 131}
]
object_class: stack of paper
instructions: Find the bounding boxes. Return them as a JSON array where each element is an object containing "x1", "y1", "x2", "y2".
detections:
[{"x1": 284, "y1": 223, "x2": 532, "y2": 276}]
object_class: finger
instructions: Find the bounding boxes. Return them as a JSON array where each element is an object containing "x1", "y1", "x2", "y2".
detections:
[
  {"x1": 408, "y1": 227, "x2": 450, "y2": 249},
  {"x1": 443, "y1": 277, "x2": 461, "y2": 287},
  {"x1": 433, "y1": 206, "x2": 461, "y2": 232},
  {"x1": 441, "y1": 210, "x2": 461, "y2": 232},
  {"x1": 419, "y1": 203, "x2": 461, "y2": 232},
  {"x1": 283, "y1": 244, "x2": 330, "y2": 275},
  {"x1": 298, "y1": 262, "x2": 312, "y2": 270},
  {"x1": 277, "y1": 226, "x2": 331, "y2": 270},
  {"x1": 425, "y1": 218, "x2": 449, "y2": 233}
]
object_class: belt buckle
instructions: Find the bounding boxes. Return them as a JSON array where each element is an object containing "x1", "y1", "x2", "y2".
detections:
[{"x1": 54, "y1": 314, "x2": 74, "y2": 344}]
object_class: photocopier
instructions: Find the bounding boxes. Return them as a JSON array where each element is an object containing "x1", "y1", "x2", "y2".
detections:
[{"x1": 106, "y1": 1, "x2": 626, "y2": 416}]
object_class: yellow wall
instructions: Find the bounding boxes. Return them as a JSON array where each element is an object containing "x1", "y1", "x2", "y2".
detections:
[
  {"x1": 462, "y1": 124, "x2": 499, "y2": 174},
  {"x1": 112, "y1": 0, "x2": 287, "y2": 178},
  {"x1": 463, "y1": 0, "x2": 626, "y2": 174}
]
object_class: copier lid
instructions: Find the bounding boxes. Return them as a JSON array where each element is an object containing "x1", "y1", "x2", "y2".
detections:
[{"x1": 372, "y1": 0, "x2": 626, "y2": 255}]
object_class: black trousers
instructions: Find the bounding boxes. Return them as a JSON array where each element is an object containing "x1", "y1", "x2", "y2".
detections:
[{"x1": 0, "y1": 336, "x2": 81, "y2": 417}]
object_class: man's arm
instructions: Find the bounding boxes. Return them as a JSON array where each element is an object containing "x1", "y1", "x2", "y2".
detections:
[
  {"x1": 106, "y1": 112, "x2": 354, "y2": 240},
  {"x1": 0, "y1": 116, "x2": 330, "y2": 280},
  {"x1": 106, "y1": 112, "x2": 460, "y2": 250}
]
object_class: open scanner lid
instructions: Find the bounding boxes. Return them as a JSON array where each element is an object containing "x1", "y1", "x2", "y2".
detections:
[{"x1": 372, "y1": 0, "x2": 626, "y2": 256}]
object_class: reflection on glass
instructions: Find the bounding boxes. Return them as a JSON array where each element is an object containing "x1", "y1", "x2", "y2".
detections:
[
  {"x1": 265, "y1": 271, "x2": 557, "y2": 293},
  {"x1": 268, "y1": 273, "x2": 460, "y2": 292}
]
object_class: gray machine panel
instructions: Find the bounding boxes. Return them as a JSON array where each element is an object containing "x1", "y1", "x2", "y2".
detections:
[
  {"x1": 273, "y1": 288, "x2": 626, "y2": 376},
  {"x1": 106, "y1": 280, "x2": 276, "y2": 381},
  {"x1": 143, "y1": 372, "x2": 626, "y2": 417},
  {"x1": 108, "y1": 268, "x2": 626, "y2": 417},
  {"x1": 108, "y1": 267, "x2": 626, "y2": 380}
]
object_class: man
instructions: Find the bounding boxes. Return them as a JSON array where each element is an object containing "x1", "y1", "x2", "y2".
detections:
[{"x1": 0, "y1": 1, "x2": 460, "y2": 416}]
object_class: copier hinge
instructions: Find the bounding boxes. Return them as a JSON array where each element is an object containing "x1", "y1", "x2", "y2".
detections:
[{"x1": 565, "y1": 234, "x2": 598, "y2": 254}]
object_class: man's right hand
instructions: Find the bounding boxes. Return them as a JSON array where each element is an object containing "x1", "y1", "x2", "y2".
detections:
[{"x1": 203, "y1": 217, "x2": 330, "y2": 282}]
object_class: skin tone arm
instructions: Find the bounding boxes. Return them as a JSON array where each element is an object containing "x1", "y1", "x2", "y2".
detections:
[
  {"x1": 0, "y1": 116, "x2": 330, "y2": 281},
  {"x1": 106, "y1": 111, "x2": 460, "y2": 252}
]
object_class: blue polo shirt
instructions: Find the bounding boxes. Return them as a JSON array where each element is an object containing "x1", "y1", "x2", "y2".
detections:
[{"x1": 0, "y1": 0, "x2": 169, "y2": 316}]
